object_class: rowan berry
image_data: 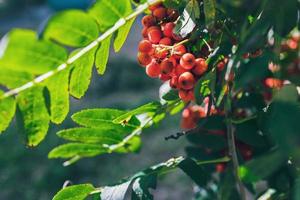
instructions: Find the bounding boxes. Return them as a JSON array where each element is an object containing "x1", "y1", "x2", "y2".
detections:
[
  {"x1": 159, "y1": 37, "x2": 173, "y2": 46},
  {"x1": 149, "y1": 3, "x2": 163, "y2": 12},
  {"x1": 162, "y1": 22, "x2": 175, "y2": 38},
  {"x1": 180, "y1": 53, "x2": 196, "y2": 70},
  {"x1": 153, "y1": 7, "x2": 167, "y2": 21},
  {"x1": 142, "y1": 15, "x2": 156, "y2": 27},
  {"x1": 167, "y1": 8, "x2": 179, "y2": 21},
  {"x1": 179, "y1": 89, "x2": 194, "y2": 102},
  {"x1": 147, "y1": 26, "x2": 162, "y2": 44},
  {"x1": 137, "y1": 52, "x2": 151, "y2": 66},
  {"x1": 192, "y1": 58, "x2": 208, "y2": 76},
  {"x1": 160, "y1": 59, "x2": 174, "y2": 75},
  {"x1": 138, "y1": 40, "x2": 153, "y2": 53},
  {"x1": 174, "y1": 64, "x2": 189, "y2": 76},
  {"x1": 178, "y1": 72, "x2": 195, "y2": 90},
  {"x1": 169, "y1": 76, "x2": 178, "y2": 88},
  {"x1": 264, "y1": 78, "x2": 283, "y2": 89},
  {"x1": 146, "y1": 59, "x2": 161, "y2": 78}
]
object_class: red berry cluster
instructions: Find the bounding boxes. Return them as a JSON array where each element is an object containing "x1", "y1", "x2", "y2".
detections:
[{"x1": 137, "y1": 3, "x2": 208, "y2": 102}]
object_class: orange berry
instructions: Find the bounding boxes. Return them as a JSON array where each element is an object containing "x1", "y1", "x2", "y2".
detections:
[
  {"x1": 149, "y1": 2, "x2": 163, "y2": 12},
  {"x1": 179, "y1": 89, "x2": 194, "y2": 102},
  {"x1": 192, "y1": 58, "x2": 208, "y2": 76},
  {"x1": 264, "y1": 78, "x2": 283, "y2": 89},
  {"x1": 178, "y1": 72, "x2": 195, "y2": 90},
  {"x1": 160, "y1": 59, "x2": 174, "y2": 75},
  {"x1": 142, "y1": 15, "x2": 156, "y2": 27},
  {"x1": 138, "y1": 40, "x2": 153, "y2": 53},
  {"x1": 147, "y1": 26, "x2": 162, "y2": 44},
  {"x1": 170, "y1": 76, "x2": 178, "y2": 88},
  {"x1": 146, "y1": 59, "x2": 161, "y2": 78},
  {"x1": 153, "y1": 7, "x2": 167, "y2": 21},
  {"x1": 180, "y1": 53, "x2": 196, "y2": 70},
  {"x1": 162, "y1": 22, "x2": 175, "y2": 38},
  {"x1": 137, "y1": 52, "x2": 151, "y2": 66},
  {"x1": 159, "y1": 37, "x2": 173, "y2": 46},
  {"x1": 174, "y1": 64, "x2": 189, "y2": 76}
]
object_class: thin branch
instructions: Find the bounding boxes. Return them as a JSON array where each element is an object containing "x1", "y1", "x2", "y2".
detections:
[
  {"x1": 0, "y1": 0, "x2": 162, "y2": 100},
  {"x1": 225, "y1": 85, "x2": 247, "y2": 200}
]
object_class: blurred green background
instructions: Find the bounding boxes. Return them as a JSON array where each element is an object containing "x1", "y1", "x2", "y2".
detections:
[{"x1": 0, "y1": 1, "x2": 194, "y2": 199}]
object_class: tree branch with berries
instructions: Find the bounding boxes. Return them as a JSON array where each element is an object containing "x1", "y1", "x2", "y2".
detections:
[{"x1": 0, "y1": 0, "x2": 300, "y2": 199}]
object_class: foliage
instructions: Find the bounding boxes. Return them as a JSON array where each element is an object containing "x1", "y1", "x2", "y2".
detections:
[{"x1": 0, "y1": 0, "x2": 299, "y2": 199}]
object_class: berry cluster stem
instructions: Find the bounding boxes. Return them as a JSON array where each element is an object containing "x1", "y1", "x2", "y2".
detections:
[{"x1": 0, "y1": 0, "x2": 163, "y2": 100}]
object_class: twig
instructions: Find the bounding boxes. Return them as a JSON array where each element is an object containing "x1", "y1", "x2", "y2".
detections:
[
  {"x1": 225, "y1": 84, "x2": 247, "y2": 200},
  {"x1": 0, "y1": 0, "x2": 162, "y2": 100}
]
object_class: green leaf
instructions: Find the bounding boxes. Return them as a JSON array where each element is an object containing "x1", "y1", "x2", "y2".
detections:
[
  {"x1": 178, "y1": 158, "x2": 209, "y2": 187},
  {"x1": 0, "y1": 91, "x2": 16, "y2": 134},
  {"x1": 114, "y1": 17, "x2": 135, "y2": 52},
  {"x1": 174, "y1": 0, "x2": 200, "y2": 38},
  {"x1": 132, "y1": 175, "x2": 157, "y2": 200},
  {"x1": 47, "y1": 69, "x2": 70, "y2": 124},
  {"x1": 88, "y1": 0, "x2": 132, "y2": 32},
  {"x1": 113, "y1": 102, "x2": 162, "y2": 124},
  {"x1": 186, "y1": 131, "x2": 227, "y2": 152},
  {"x1": 48, "y1": 143, "x2": 107, "y2": 159},
  {"x1": 53, "y1": 184, "x2": 95, "y2": 200},
  {"x1": 71, "y1": 108, "x2": 140, "y2": 129},
  {"x1": 235, "y1": 119, "x2": 267, "y2": 147},
  {"x1": 101, "y1": 181, "x2": 131, "y2": 200},
  {"x1": 0, "y1": 29, "x2": 68, "y2": 74},
  {"x1": 293, "y1": 177, "x2": 300, "y2": 200},
  {"x1": 162, "y1": 89, "x2": 179, "y2": 101},
  {"x1": 95, "y1": 34, "x2": 112, "y2": 75},
  {"x1": 69, "y1": 46, "x2": 97, "y2": 99},
  {"x1": 203, "y1": 0, "x2": 216, "y2": 29},
  {"x1": 17, "y1": 86, "x2": 50, "y2": 147},
  {"x1": 44, "y1": 10, "x2": 99, "y2": 47},
  {"x1": 239, "y1": 150, "x2": 286, "y2": 183},
  {"x1": 266, "y1": 85, "x2": 300, "y2": 154},
  {"x1": 57, "y1": 127, "x2": 127, "y2": 144},
  {"x1": 114, "y1": 136, "x2": 142, "y2": 153},
  {"x1": 0, "y1": 68, "x2": 33, "y2": 89},
  {"x1": 194, "y1": 70, "x2": 216, "y2": 105},
  {"x1": 234, "y1": 51, "x2": 272, "y2": 90}
]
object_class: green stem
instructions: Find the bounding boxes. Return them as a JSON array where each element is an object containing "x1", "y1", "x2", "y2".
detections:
[{"x1": 225, "y1": 87, "x2": 247, "y2": 200}]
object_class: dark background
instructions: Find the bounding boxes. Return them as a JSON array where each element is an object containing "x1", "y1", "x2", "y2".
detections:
[{"x1": 0, "y1": 1, "x2": 194, "y2": 199}]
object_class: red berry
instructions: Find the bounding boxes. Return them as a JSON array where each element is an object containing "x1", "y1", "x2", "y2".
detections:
[
  {"x1": 149, "y1": 3, "x2": 163, "y2": 12},
  {"x1": 138, "y1": 40, "x2": 153, "y2": 53},
  {"x1": 159, "y1": 73, "x2": 171, "y2": 81},
  {"x1": 159, "y1": 37, "x2": 173, "y2": 46},
  {"x1": 180, "y1": 53, "x2": 196, "y2": 70},
  {"x1": 153, "y1": 7, "x2": 167, "y2": 21},
  {"x1": 167, "y1": 8, "x2": 179, "y2": 21},
  {"x1": 142, "y1": 15, "x2": 156, "y2": 27},
  {"x1": 142, "y1": 27, "x2": 148, "y2": 39},
  {"x1": 173, "y1": 44, "x2": 187, "y2": 59},
  {"x1": 192, "y1": 58, "x2": 208, "y2": 76},
  {"x1": 137, "y1": 52, "x2": 151, "y2": 66},
  {"x1": 160, "y1": 59, "x2": 174, "y2": 75},
  {"x1": 154, "y1": 49, "x2": 168, "y2": 59},
  {"x1": 172, "y1": 32, "x2": 183, "y2": 41},
  {"x1": 174, "y1": 64, "x2": 189, "y2": 76},
  {"x1": 178, "y1": 72, "x2": 195, "y2": 90},
  {"x1": 147, "y1": 27, "x2": 162, "y2": 44},
  {"x1": 146, "y1": 59, "x2": 161, "y2": 78},
  {"x1": 168, "y1": 55, "x2": 178, "y2": 66},
  {"x1": 170, "y1": 76, "x2": 178, "y2": 88},
  {"x1": 179, "y1": 89, "x2": 194, "y2": 102},
  {"x1": 216, "y1": 163, "x2": 226, "y2": 173},
  {"x1": 162, "y1": 22, "x2": 175, "y2": 38},
  {"x1": 264, "y1": 78, "x2": 283, "y2": 89}
]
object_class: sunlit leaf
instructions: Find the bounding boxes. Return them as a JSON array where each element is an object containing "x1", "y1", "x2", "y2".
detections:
[{"x1": 44, "y1": 10, "x2": 99, "y2": 47}]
